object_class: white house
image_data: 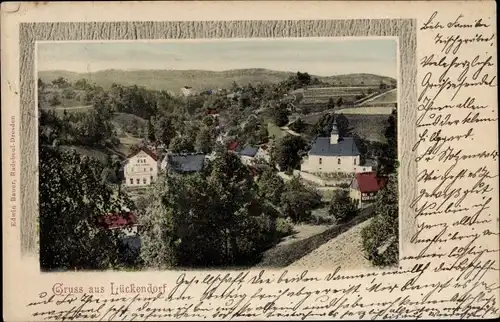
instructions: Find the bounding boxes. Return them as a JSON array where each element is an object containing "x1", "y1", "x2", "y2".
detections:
[
  {"x1": 238, "y1": 146, "x2": 259, "y2": 166},
  {"x1": 255, "y1": 145, "x2": 271, "y2": 163},
  {"x1": 301, "y1": 123, "x2": 361, "y2": 174},
  {"x1": 123, "y1": 146, "x2": 159, "y2": 187},
  {"x1": 349, "y1": 172, "x2": 388, "y2": 208},
  {"x1": 181, "y1": 86, "x2": 193, "y2": 96}
]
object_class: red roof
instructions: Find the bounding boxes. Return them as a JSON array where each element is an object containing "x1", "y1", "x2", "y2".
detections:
[
  {"x1": 354, "y1": 172, "x2": 387, "y2": 193},
  {"x1": 228, "y1": 141, "x2": 240, "y2": 151},
  {"x1": 102, "y1": 212, "x2": 138, "y2": 229},
  {"x1": 127, "y1": 146, "x2": 158, "y2": 161},
  {"x1": 248, "y1": 166, "x2": 259, "y2": 176}
]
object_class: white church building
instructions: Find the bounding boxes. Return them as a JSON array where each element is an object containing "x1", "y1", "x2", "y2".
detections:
[{"x1": 301, "y1": 122, "x2": 361, "y2": 174}]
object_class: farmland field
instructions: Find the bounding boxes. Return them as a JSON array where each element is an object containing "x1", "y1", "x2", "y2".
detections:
[
  {"x1": 359, "y1": 88, "x2": 397, "y2": 106},
  {"x1": 336, "y1": 106, "x2": 394, "y2": 115}
]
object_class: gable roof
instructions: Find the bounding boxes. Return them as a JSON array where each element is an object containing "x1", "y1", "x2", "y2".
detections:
[
  {"x1": 228, "y1": 141, "x2": 240, "y2": 151},
  {"x1": 101, "y1": 212, "x2": 138, "y2": 229},
  {"x1": 127, "y1": 146, "x2": 159, "y2": 161},
  {"x1": 239, "y1": 146, "x2": 259, "y2": 157},
  {"x1": 353, "y1": 172, "x2": 387, "y2": 193},
  {"x1": 308, "y1": 137, "x2": 360, "y2": 157},
  {"x1": 166, "y1": 153, "x2": 205, "y2": 173}
]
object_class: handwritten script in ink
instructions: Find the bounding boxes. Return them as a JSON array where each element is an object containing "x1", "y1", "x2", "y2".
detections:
[{"x1": 23, "y1": 10, "x2": 499, "y2": 321}]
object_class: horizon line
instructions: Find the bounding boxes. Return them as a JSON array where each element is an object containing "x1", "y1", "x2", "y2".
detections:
[{"x1": 38, "y1": 67, "x2": 397, "y2": 79}]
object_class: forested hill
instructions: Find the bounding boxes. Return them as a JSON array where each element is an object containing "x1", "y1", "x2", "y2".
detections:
[{"x1": 39, "y1": 69, "x2": 396, "y2": 94}]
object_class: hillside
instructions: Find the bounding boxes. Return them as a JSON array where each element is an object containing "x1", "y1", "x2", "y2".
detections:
[{"x1": 39, "y1": 69, "x2": 396, "y2": 94}]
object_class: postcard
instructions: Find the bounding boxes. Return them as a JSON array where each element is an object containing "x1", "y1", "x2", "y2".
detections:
[{"x1": 1, "y1": 1, "x2": 498, "y2": 320}]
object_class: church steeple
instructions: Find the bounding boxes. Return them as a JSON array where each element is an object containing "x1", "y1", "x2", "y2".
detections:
[{"x1": 330, "y1": 121, "x2": 339, "y2": 145}]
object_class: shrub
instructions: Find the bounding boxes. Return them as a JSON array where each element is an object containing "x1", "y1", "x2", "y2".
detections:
[
  {"x1": 329, "y1": 189, "x2": 358, "y2": 223},
  {"x1": 276, "y1": 217, "x2": 294, "y2": 237}
]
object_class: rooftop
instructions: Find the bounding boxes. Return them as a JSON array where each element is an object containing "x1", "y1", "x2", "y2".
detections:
[
  {"x1": 101, "y1": 212, "x2": 138, "y2": 229},
  {"x1": 126, "y1": 146, "x2": 159, "y2": 161},
  {"x1": 239, "y1": 146, "x2": 259, "y2": 157},
  {"x1": 166, "y1": 153, "x2": 205, "y2": 173},
  {"x1": 353, "y1": 172, "x2": 388, "y2": 193},
  {"x1": 308, "y1": 137, "x2": 360, "y2": 157}
]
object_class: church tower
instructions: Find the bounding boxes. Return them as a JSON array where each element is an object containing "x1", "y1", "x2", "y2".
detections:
[{"x1": 330, "y1": 121, "x2": 339, "y2": 144}]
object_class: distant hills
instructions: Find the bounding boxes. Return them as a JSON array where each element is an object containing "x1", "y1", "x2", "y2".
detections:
[{"x1": 39, "y1": 68, "x2": 396, "y2": 94}]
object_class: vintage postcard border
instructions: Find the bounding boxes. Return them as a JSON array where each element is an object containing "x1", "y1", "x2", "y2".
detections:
[{"x1": 19, "y1": 19, "x2": 417, "y2": 262}]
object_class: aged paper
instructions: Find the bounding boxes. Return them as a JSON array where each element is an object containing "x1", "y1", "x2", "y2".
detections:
[{"x1": 1, "y1": 1, "x2": 498, "y2": 320}]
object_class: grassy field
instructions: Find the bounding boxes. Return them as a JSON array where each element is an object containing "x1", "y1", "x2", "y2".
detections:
[
  {"x1": 336, "y1": 106, "x2": 395, "y2": 115},
  {"x1": 359, "y1": 89, "x2": 397, "y2": 106},
  {"x1": 267, "y1": 121, "x2": 286, "y2": 140},
  {"x1": 39, "y1": 69, "x2": 396, "y2": 94}
]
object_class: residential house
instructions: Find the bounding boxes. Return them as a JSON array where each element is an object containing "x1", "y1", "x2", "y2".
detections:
[
  {"x1": 102, "y1": 211, "x2": 139, "y2": 237},
  {"x1": 239, "y1": 146, "x2": 259, "y2": 166},
  {"x1": 227, "y1": 141, "x2": 241, "y2": 153},
  {"x1": 181, "y1": 86, "x2": 193, "y2": 96},
  {"x1": 356, "y1": 160, "x2": 376, "y2": 173},
  {"x1": 301, "y1": 122, "x2": 361, "y2": 174},
  {"x1": 161, "y1": 153, "x2": 206, "y2": 174},
  {"x1": 123, "y1": 146, "x2": 159, "y2": 187},
  {"x1": 349, "y1": 172, "x2": 388, "y2": 208},
  {"x1": 101, "y1": 211, "x2": 141, "y2": 262},
  {"x1": 255, "y1": 144, "x2": 271, "y2": 163}
]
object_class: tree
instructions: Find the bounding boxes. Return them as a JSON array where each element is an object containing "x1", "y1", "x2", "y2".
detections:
[
  {"x1": 256, "y1": 125, "x2": 269, "y2": 144},
  {"x1": 271, "y1": 103, "x2": 289, "y2": 127},
  {"x1": 289, "y1": 118, "x2": 306, "y2": 133},
  {"x1": 195, "y1": 126, "x2": 215, "y2": 154},
  {"x1": 154, "y1": 116, "x2": 176, "y2": 147},
  {"x1": 257, "y1": 168, "x2": 285, "y2": 205},
  {"x1": 147, "y1": 119, "x2": 156, "y2": 142},
  {"x1": 361, "y1": 171, "x2": 398, "y2": 267},
  {"x1": 329, "y1": 189, "x2": 357, "y2": 223},
  {"x1": 378, "y1": 109, "x2": 397, "y2": 175},
  {"x1": 280, "y1": 176, "x2": 321, "y2": 223},
  {"x1": 169, "y1": 136, "x2": 195, "y2": 153},
  {"x1": 313, "y1": 113, "x2": 335, "y2": 137},
  {"x1": 327, "y1": 97, "x2": 335, "y2": 110},
  {"x1": 49, "y1": 92, "x2": 61, "y2": 106},
  {"x1": 39, "y1": 145, "x2": 134, "y2": 271},
  {"x1": 140, "y1": 151, "x2": 280, "y2": 268},
  {"x1": 271, "y1": 135, "x2": 307, "y2": 172},
  {"x1": 296, "y1": 72, "x2": 312, "y2": 86},
  {"x1": 335, "y1": 113, "x2": 350, "y2": 137},
  {"x1": 336, "y1": 97, "x2": 344, "y2": 108}
]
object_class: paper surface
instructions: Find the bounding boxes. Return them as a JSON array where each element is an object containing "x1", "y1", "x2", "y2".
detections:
[{"x1": 1, "y1": 1, "x2": 498, "y2": 320}]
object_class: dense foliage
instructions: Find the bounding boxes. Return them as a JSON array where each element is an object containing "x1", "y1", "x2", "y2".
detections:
[
  {"x1": 361, "y1": 108, "x2": 399, "y2": 267},
  {"x1": 39, "y1": 145, "x2": 134, "y2": 270},
  {"x1": 329, "y1": 189, "x2": 358, "y2": 223},
  {"x1": 140, "y1": 152, "x2": 280, "y2": 268}
]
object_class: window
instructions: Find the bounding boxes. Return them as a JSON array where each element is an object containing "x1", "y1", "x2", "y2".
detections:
[
  {"x1": 354, "y1": 158, "x2": 357, "y2": 165},
  {"x1": 143, "y1": 178, "x2": 147, "y2": 184},
  {"x1": 136, "y1": 179, "x2": 140, "y2": 184},
  {"x1": 150, "y1": 167, "x2": 153, "y2": 172},
  {"x1": 151, "y1": 176, "x2": 154, "y2": 182},
  {"x1": 144, "y1": 168, "x2": 146, "y2": 172},
  {"x1": 338, "y1": 158, "x2": 341, "y2": 165},
  {"x1": 130, "y1": 178, "x2": 133, "y2": 185},
  {"x1": 319, "y1": 158, "x2": 322, "y2": 165}
]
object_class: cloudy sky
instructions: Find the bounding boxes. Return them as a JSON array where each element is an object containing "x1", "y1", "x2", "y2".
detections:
[{"x1": 37, "y1": 38, "x2": 398, "y2": 78}]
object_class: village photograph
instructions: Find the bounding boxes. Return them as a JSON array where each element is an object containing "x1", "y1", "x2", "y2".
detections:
[{"x1": 37, "y1": 38, "x2": 399, "y2": 271}]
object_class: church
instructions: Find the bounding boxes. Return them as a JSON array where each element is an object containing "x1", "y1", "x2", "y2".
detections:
[{"x1": 301, "y1": 122, "x2": 361, "y2": 174}]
